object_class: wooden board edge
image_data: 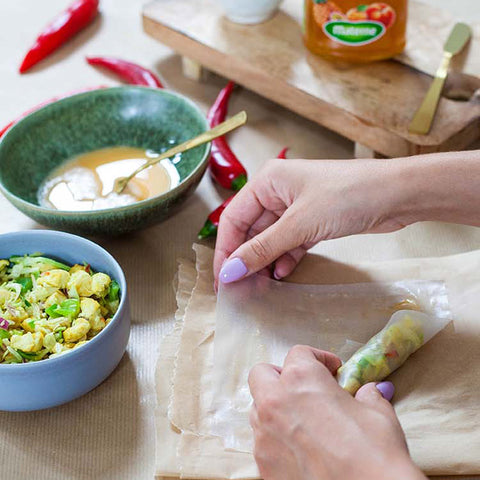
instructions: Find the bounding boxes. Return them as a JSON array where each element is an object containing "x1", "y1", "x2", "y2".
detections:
[{"x1": 410, "y1": 118, "x2": 480, "y2": 155}]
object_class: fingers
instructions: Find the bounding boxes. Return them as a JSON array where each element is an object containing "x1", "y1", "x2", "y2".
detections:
[
  {"x1": 248, "y1": 362, "x2": 281, "y2": 401},
  {"x1": 273, "y1": 247, "x2": 307, "y2": 280},
  {"x1": 213, "y1": 184, "x2": 266, "y2": 282},
  {"x1": 247, "y1": 210, "x2": 280, "y2": 241},
  {"x1": 258, "y1": 266, "x2": 274, "y2": 278},
  {"x1": 219, "y1": 208, "x2": 305, "y2": 283},
  {"x1": 355, "y1": 382, "x2": 396, "y2": 414},
  {"x1": 282, "y1": 345, "x2": 342, "y2": 377}
]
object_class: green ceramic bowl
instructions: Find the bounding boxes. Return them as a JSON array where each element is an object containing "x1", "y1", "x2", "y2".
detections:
[{"x1": 0, "y1": 87, "x2": 210, "y2": 235}]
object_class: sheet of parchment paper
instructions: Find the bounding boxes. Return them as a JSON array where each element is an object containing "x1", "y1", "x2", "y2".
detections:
[
  {"x1": 211, "y1": 277, "x2": 451, "y2": 452},
  {"x1": 168, "y1": 245, "x2": 216, "y2": 433},
  {"x1": 161, "y1": 245, "x2": 480, "y2": 478},
  {"x1": 155, "y1": 260, "x2": 196, "y2": 478}
]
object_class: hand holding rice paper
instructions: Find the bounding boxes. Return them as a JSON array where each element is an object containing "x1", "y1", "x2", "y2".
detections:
[{"x1": 337, "y1": 309, "x2": 451, "y2": 395}]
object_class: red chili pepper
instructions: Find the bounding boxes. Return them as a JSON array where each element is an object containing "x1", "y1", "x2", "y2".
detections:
[
  {"x1": 208, "y1": 82, "x2": 247, "y2": 191},
  {"x1": 19, "y1": 0, "x2": 99, "y2": 73},
  {"x1": 277, "y1": 147, "x2": 289, "y2": 159},
  {"x1": 0, "y1": 85, "x2": 106, "y2": 138},
  {"x1": 86, "y1": 56, "x2": 164, "y2": 88},
  {"x1": 207, "y1": 81, "x2": 235, "y2": 127},
  {"x1": 198, "y1": 147, "x2": 289, "y2": 239},
  {"x1": 198, "y1": 195, "x2": 234, "y2": 239}
]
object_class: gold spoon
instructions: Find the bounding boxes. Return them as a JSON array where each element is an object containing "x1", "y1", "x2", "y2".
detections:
[{"x1": 113, "y1": 110, "x2": 247, "y2": 194}]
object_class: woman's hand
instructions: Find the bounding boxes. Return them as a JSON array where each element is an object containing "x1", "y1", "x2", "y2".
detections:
[
  {"x1": 214, "y1": 150, "x2": 480, "y2": 285},
  {"x1": 214, "y1": 158, "x2": 409, "y2": 284},
  {"x1": 249, "y1": 345, "x2": 426, "y2": 480}
]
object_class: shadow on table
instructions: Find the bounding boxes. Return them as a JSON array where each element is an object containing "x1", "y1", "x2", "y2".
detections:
[{"x1": 0, "y1": 352, "x2": 141, "y2": 479}]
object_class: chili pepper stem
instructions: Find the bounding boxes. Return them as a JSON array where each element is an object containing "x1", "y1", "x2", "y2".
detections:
[
  {"x1": 230, "y1": 173, "x2": 247, "y2": 191},
  {"x1": 198, "y1": 220, "x2": 218, "y2": 239}
]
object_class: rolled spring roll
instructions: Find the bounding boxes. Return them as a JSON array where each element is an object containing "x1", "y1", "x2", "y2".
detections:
[{"x1": 337, "y1": 310, "x2": 450, "y2": 395}]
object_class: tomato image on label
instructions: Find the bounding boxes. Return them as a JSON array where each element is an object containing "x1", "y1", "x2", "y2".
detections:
[
  {"x1": 313, "y1": 1, "x2": 397, "y2": 47},
  {"x1": 365, "y1": 2, "x2": 396, "y2": 28}
]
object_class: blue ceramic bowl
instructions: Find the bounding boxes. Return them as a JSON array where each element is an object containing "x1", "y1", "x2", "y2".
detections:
[{"x1": 0, "y1": 230, "x2": 130, "y2": 411}]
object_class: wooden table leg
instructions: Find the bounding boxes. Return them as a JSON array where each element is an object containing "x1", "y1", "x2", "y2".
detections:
[
  {"x1": 181, "y1": 56, "x2": 208, "y2": 82},
  {"x1": 354, "y1": 142, "x2": 385, "y2": 159}
]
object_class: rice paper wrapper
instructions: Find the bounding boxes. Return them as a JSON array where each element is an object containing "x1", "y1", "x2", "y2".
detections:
[
  {"x1": 210, "y1": 276, "x2": 451, "y2": 453},
  {"x1": 337, "y1": 310, "x2": 451, "y2": 395}
]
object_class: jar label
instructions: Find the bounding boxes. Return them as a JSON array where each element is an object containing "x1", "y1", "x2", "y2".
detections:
[
  {"x1": 313, "y1": 1, "x2": 397, "y2": 47},
  {"x1": 323, "y1": 20, "x2": 385, "y2": 45}
]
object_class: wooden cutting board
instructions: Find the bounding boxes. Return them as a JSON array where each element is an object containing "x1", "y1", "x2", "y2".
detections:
[{"x1": 142, "y1": 0, "x2": 480, "y2": 158}]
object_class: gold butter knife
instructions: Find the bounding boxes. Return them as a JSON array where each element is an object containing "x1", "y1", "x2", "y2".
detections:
[{"x1": 408, "y1": 22, "x2": 472, "y2": 135}]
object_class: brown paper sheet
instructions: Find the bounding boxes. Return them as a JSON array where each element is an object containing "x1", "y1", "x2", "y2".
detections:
[
  {"x1": 158, "y1": 245, "x2": 480, "y2": 479},
  {"x1": 155, "y1": 260, "x2": 197, "y2": 478},
  {"x1": 169, "y1": 246, "x2": 217, "y2": 434}
]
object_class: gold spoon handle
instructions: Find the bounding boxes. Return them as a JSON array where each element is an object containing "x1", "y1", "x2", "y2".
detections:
[
  {"x1": 115, "y1": 111, "x2": 247, "y2": 193},
  {"x1": 408, "y1": 52, "x2": 452, "y2": 135}
]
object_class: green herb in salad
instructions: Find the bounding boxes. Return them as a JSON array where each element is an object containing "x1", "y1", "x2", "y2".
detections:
[
  {"x1": 46, "y1": 299, "x2": 81, "y2": 319},
  {"x1": 16, "y1": 276, "x2": 33, "y2": 294}
]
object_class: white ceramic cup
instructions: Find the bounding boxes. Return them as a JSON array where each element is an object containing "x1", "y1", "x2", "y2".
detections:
[{"x1": 219, "y1": 0, "x2": 283, "y2": 25}]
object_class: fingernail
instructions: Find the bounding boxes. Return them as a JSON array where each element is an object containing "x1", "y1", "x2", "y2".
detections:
[
  {"x1": 219, "y1": 258, "x2": 248, "y2": 284},
  {"x1": 273, "y1": 270, "x2": 282, "y2": 281},
  {"x1": 376, "y1": 381, "x2": 395, "y2": 401}
]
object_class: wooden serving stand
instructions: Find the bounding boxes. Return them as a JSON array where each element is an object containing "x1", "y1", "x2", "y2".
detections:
[{"x1": 142, "y1": 0, "x2": 479, "y2": 159}]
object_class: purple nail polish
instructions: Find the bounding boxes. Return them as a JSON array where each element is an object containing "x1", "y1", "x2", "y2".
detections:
[
  {"x1": 219, "y1": 258, "x2": 248, "y2": 284},
  {"x1": 376, "y1": 381, "x2": 395, "y2": 401}
]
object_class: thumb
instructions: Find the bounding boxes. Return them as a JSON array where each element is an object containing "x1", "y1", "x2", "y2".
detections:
[
  {"x1": 219, "y1": 210, "x2": 304, "y2": 284},
  {"x1": 355, "y1": 381, "x2": 395, "y2": 412}
]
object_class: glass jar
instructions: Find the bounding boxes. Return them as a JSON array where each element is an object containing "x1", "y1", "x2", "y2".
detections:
[{"x1": 303, "y1": 0, "x2": 408, "y2": 62}]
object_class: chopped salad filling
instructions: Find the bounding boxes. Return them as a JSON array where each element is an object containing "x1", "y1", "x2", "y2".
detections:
[
  {"x1": 0, "y1": 254, "x2": 120, "y2": 364},
  {"x1": 336, "y1": 312, "x2": 424, "y2": 394}
]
